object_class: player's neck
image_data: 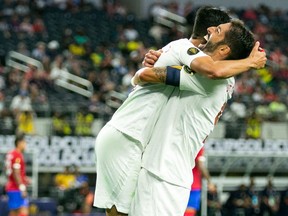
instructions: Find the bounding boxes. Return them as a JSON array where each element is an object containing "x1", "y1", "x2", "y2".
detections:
[{"x1": 15, "y1": 147, "x2": 23, "y2": 153}]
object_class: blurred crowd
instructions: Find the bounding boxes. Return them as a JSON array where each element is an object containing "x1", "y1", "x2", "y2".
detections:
[
  {"x1": 206, "y1": 177, "x2": 288, "y2": 216},
  {"x1": 0, "y1": 0, "x2": 287, "y2": 138},
  {"x1": 52, "y1": 165, "x2": 94, "y2": 214}
]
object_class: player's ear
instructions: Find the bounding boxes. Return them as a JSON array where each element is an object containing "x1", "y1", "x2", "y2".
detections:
[{"x1": 219, "y1": 45, "x2": 231, "y2": 57}]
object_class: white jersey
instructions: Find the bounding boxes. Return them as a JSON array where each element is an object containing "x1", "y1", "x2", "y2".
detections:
[
  {"x1": 108, "y1": 39, "x2": 206, "y2": 149},
  {"x1": 141, "y1": 56, "x2": 235, "y2": 189}
]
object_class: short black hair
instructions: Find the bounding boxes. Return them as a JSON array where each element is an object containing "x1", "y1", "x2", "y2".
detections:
[
  {"x1": 222, "y1": 19, "x2": 255, "y2": 60},
  {"x1": 14, "y1": 132, "x2": 25, "y2": 147},
  {"x1": 192, "y1": 6, "x2": 231, "y2": 40}
]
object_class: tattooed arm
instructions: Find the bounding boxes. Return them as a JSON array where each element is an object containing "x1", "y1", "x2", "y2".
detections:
[
  {"x1": 131, "y1": 66, "x2": 181, "y2": 86},
  {"x1": 131, "y1": 67, "x2": 167, "y2": 86}
]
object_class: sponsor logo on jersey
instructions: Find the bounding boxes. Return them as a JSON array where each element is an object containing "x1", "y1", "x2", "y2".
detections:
[
  {"x1": 183, "y1": 65, "x2": 195, "y2": 75},
  {"x1": 187, "y1": 47, "x2": 200, "y2": 55}
]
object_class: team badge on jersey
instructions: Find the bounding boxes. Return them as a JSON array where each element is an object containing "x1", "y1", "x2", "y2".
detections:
[
  {"x1": 187, "y1": 47, "x2": 200, "y2": 55},
  {"x1": 183, "y1": 65, "x2": 195, "y2": 75}
]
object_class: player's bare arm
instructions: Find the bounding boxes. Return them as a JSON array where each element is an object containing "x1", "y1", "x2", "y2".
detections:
[
  {"x1": 13, "y1": 167, "x2": 27, "y2": 197},
  {"x1": 191, "y1": 41, "x2": 267, "y2": 79},
  {"x1": 142, "y1": 41, "x2": 267, "y2": 79},
  {"x1": 131, "y1": 67, "x2": 167, "y2": 86}
]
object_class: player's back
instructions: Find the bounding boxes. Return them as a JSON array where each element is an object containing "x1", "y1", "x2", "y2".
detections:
[{"x1": 142, "y1": 72, "x2": 235, "y2": 189}]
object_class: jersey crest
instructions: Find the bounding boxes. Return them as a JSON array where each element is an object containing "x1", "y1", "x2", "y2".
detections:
[
  {"x1": 183, "y1": 65, "x2": 195, "y2": 75},
  {"x1": 187, "y1": 47, "x2": 200, "y2": 55}
]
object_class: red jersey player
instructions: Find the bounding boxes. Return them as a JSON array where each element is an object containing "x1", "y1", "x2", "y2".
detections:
[
  {"x1": 5, "y1": 133, "x2": 29, "y2": 216},
  {"x1": 184, "y1": 148, "x2": 213, "y2": 216}
]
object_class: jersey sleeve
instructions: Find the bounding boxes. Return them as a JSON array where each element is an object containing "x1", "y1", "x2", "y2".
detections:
[
  {"x1": 174, "y1": 41, "x2": 208, "y2": 93},
  {"x1": 176, "y1": 43, "x2": 207, "y2": 67},
  {"x1": 195, "y1": 148, "x2": 205, "y2": 162},
  {"x1": 179, "y1": 66, "x2": 207, "y2": 94},
  {"x1": 12, "y1": 156, "x2": 22, "y2": 169}
]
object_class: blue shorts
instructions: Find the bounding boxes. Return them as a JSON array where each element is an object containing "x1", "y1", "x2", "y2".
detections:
[
  {"x1": 7, "y1": 191, "x2": 29, "y2": 210},
  {"x1": 187, "y1": 190, "x2": 201, "y2": 210}
]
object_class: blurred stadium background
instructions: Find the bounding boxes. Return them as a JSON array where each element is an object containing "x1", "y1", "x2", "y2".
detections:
[{"x1": 0, "y1": 0, "x2": 288, "y2": 215}]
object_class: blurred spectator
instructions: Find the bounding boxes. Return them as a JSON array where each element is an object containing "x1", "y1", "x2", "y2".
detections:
[
  {"x1": 61, "y1": 28, "x2": 74, "y2": 51},
  {"x1": 270, "y1": 47, "x2": 288, "y2": 70},
  {"x1": 252, "y1": 86, "x2": 265, "y2": 104},
  {"x1": 52, "y1": 0, "x2": 68, "y2": 10},
  {"x1": 278, "y1": 188, "x2": 288, "y2": 216},
  {"x1": 121, "y1": 66, "x2": 135, "y2": 94},
  {"x1": 6, "y1": 68, "x2": 23, "y2": 92},
  {"x1": 24, "y1": 64, "x2": 39, "y2": 82},
  {"x1": 10, "y1": 14, "x2": 21, "y2": 33},
  {"x1": 111, "y1": 55, "x2": 128, "y2": 82},
  {"x1": 246, "y1": 110, "x2": 262, "y2": 139},
  {"x1": 68, "y1": 35, "x2": 87, "y2": 57},
  {"x1": 224, "y1": 184, "x2": 252, "y2": 216},
  {"x1": 31, "y1": 41, "x2": 47, "y2": 61},
  {"x1": 229, "y1": 96, "x2": 248, "y2": 138},
  {"x1": 0, "y1": 108, "x2": 15, "y2": 135},
  {"x1": 29, "y1": 83, "x2": 49, "y2": 108},
  {"x1": 49, "y1": 54, "x2": 67, "y2": 81},
  {"x1": 74, "y1": 181, "x2": 94, "y2": 214},
  {"x1": 222, "y1": 106, "x2": 242, "y2": 139},
  {"x1": 53, "y1": 165, "x2": 77, "y2": 213},
  {"x1": 10, "y1": 83, "x2": 33, "y2": 116},
  {"x1": 87, "y1": 92, "x2": 112, "y2": 120},
  {"x1": 207, "y1": 184, "x2": 222, "y2": 216},
  {"x1": 52, "y1": 112, "x2": 72, "y2": 136},
  {"x1": 74, "y1": 107, "x2": 94, "y2": 136},
  {"x1": 32, "y1": 17, "x2": 47, "y2": 36},
  {"x1": 16, "y1": 42, "x2": 31, "y2": 56},
  {"x1": 19, "y1": 16, "x2": 34, "y2": 37},
  {"x1": 0, "y1": 16, "x2": 11, "y2": 38},
  {"x1": 1, "y1": 0, "x2": 15, "y2": 16},
  {"x1": 15, "y1": 0, "x2": 30, "y2": 16},
  {"x1": 242, "y1": 8, "x2": 258, "y2": 21},
  {"x1": 246, "y1": 177, "x2": 260, "y2": 215},
  {"x1": 16, "y1": 109, "x2": 36, "y2": 135},
  {"x1": 263, "y1": 87, "x2": 277, "y2": 104},
  {"x1": 123, "y1": 23, "x2": 139, "y2": 41},
  {"x1": 72, "y1": 165, "x2": 94, "y2": 214},
  {"x1": 259, "y1": 177, "x2": 280, "y2": 216},
  {"x1": 268, "y1": 97, "x2": 287, "y2": 121},
  {"x1": 47, "y1": 40, "x2": 60, "y2": 59},
  {"x1": 54, "y1": 166, "x2": 76, "y2": 191}
]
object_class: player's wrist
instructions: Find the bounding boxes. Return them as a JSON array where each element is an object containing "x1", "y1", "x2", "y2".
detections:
[
  {"x1": 165, "y1": 66, "x2": 181, "y2": 86},
  {"x1": 131, "y1": 75, "x2": 142, "y2": 86},
  {"x1": 19, "y1": 184, "x2": 26, "y2": 192}
]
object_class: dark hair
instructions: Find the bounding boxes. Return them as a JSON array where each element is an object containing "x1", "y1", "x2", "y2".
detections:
[
  {"x1": 14, "y1": 132, "x2": 25, "y2": 147},
  {"x1": 222, "y1": 19, "x2": 255, "y2": 60},
  {"x1": 192, "y1": 6, "x2": 231, "y2": 40}
]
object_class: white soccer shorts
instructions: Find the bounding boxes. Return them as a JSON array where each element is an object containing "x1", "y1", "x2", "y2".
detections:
[
  {"x1": 94, "y1": 124, "x2": 142, "y2": 214},
  {"x1": 129, "y1": 168, "x2": 190, "y2": 216}
]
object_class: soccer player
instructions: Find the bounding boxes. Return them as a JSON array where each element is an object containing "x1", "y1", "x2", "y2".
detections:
[
  {"x1": 128, "y1": 19, "x2": 265, "y2": 215},
  {"x1": 94, "y1": 7, "x2": 266, "y2": 216},
  {"x1": 5, "y1": 133, "x2": 29, "y2": 216}
]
